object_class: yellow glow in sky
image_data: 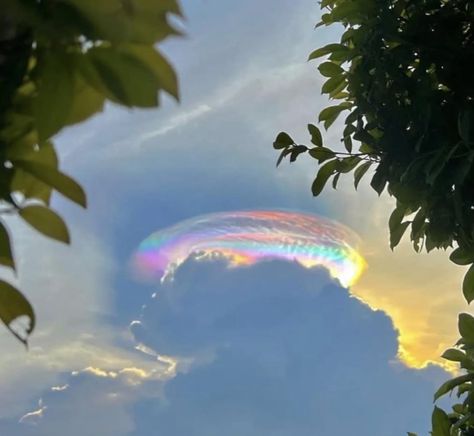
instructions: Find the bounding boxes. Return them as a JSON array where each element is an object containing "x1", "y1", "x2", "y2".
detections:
[{"x1": 329, "y1": 186, "x2": 469, "y2": 372}]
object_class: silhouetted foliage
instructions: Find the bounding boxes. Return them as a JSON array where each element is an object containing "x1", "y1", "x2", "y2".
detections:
[
  {"x1": 0, "y1": 0, "x2": 182, "y2": 344},
  {"x1": 273, "y1": 0, "x2": 474, "y2": 434}
]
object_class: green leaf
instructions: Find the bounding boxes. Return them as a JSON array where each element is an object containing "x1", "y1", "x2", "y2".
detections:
[
  {"x1": 0, "y1": 280, "x2": 35, "y2": 345},
  {"x1": 308, "y1": 44, "x2": 345, "y2": 61},
  {"x1": 329, "y1": 79, "x2": 349, "y2": 99},
  {"x1": 353, "y1": 161, "x2": 372, "y2": 189},
  {"x1": 441, "y1": 348, "x2": 468, "y2": 363},
  {"x1": 86, "y1": 47, "x2": 163, "y2": 107},
  {"x1": 19, "y1": 205, "x2": 70, "y2": 244},
  {"x1": 273, "y1": 132, "x2": 294, "y2": 149},
  {"x1": 12, "y1": 160, "x2": 86, "y2": 208},
  {"x1": 337, "y1": 156, "x2": 360, "y2": 173},
  {"x1": 389, "y1": 206, "x2": 404, "y2": 231},
  {"x1": 329, "y1": 46, "x2": 351, "y2": 62},
  {"x1": 276, "y1": 148, "x2": 292, "y2": 167},
  {"x1": 33, "y1": 53, "x2": 74, "y2": 141},
  {"x1": 289, "y1": 145, "x2": 308, "y2": 162},
  {"x1": 8, "y1": 141, "x2": 59, "y2": 202},
  {"x1": 458, "y1": 110, "x2": 472, "y2": 143},
  {"x1": 463, "y1": 264, "x2": 474, "y2": 303},
  {"x1": 69, "y1": 0, "x2": 183, "y2": 44},
  {"x1": 332, "y1": 172, "x2": 341, "y2": 189},
  {"x1": 390, "y1": 221, "x2": 410, "y2": 250},
  {"x1": 434, "y1": 375, "x2": 473, "y2": 402},
  {"x1": 311, "y1": 159, "x2": 338, "y2": 196},
  {"x1": 308, "y1": 147, "x2": 335, "y2": 163},
  {"x1": 66, "y1": 74, "x2": 105, "y2": 126},
  {"x1": 121, "y1": 44, "x2": 179, "y2": 100},
  {"x1": 318, "y1": 104, "x2": 351, "y2": 130},
  {"x1": 431, "y1": 406, "x2": 451, "y2": 436},
  {"x1": 457, "y1": 383, "x2": 470, "y2": 397},
  {"x1": 318, "y1": 62, "x2": 344, "y2": 77},
  {"x1": 320, "y1": 0, "x2": 335, "y2": 7},
  {"x1": 307, "y1": 124, "x2": 322, "y2": 147},
  {"x1": 343, "y1": 135, "x2": 352, "y2": 153},
  {"x1": 321, "y1": 75, "x2": 346, "y2": 94},
  {"x1": 411, "y1": 208, "x2": 426, "y2": 240},
  {"x1": 450, "y1": 247, "x2": 474, "y2": 266},
  {"x1": 10, "y1": 169, "x2": 53, "y2": 204},
  {"x1": 0, "y1": 222, "x2": 14, "y2": 270},
  {"x1": 459, "y1": 313, "x2": 474, "y2": 344},
  {"x1": 370, "y1": 167, "x2": 387, "y2": 195},
  {"x1": 315, "y1": 13, "x2": 334, "y2": 28},
  {"x1": 7, "y1": 140, "x2": 58, "y2": 167},
  {"x1": 425, "y1": 145, "x2": 459, "y2": 185},
  {"x1": 452, "y1": 403, "x2": 465, "y2": 414}
]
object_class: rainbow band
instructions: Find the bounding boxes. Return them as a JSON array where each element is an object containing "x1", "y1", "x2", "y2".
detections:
[{"x1": 133, "y1": 210, "x2": 366, "y2": 288}]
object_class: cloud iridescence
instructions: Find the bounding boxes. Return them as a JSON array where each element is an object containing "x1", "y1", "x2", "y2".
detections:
[{"x1": 133, "y1": 210, "x2": 366, "y2": 288}]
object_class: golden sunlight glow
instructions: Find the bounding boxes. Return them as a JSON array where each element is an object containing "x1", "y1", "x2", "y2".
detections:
[{"x1": 332, "y1": 188, "x2": 468, "y2": 373}]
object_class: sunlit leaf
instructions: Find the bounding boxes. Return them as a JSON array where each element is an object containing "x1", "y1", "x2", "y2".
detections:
[
  {"x1": 19, "y1": 205, "x2": 70, "y2": 244},
  {"x1": 66, "y1": 74, "x2": 105, "y2": 126},
  {"x1": 121, "y1": 44, "x2": 179, "y2": 100},
  {"x1": 33, "y1": 54, "x2": 74, "y2": 141},
  {"x1": 434, "y1": 375, "x2": 473, "y2": 401},
  {"x1": 69, "y1": 0, "x2": 183, "y2": 44},
  {"x1": 321, "y1": 75, "x2": 346, "y2": 94},
  {"x1": 308, "y1": 44, "x2": 344, "y2": 61},
  {"x1": 318, "y1": 62, "x2": 343, "y2": 77},
  {"x1": 12, "y1": 160, "x2": 86, "y2": 208},
  {"x1": 431, "y1": 406, "x2": 451, "y2": 436},
  {"x1": 87, "y1": 47, "x2": 160, "y2": 107}
]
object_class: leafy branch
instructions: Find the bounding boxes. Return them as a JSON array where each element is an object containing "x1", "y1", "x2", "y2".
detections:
[
  {"x1": 273, "y1": 0, "x2": 474, "y2": 433},
  {"x1": 0, "y1": 0, "x2": 183, "y2": 345}
]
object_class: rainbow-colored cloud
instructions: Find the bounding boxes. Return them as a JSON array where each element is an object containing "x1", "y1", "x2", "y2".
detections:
[{"x1": 133, "y1": 210, "x2": 366, "y2": 288}]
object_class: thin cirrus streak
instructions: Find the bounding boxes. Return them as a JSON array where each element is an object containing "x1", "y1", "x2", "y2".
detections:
[{"x1": 133, "y1": 210, "x2": 366, "y2": 288}]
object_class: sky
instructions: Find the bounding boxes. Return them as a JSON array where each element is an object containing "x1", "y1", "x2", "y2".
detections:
[{"x1": 0, "y1": 0, "x2": 470, "y2": 435}]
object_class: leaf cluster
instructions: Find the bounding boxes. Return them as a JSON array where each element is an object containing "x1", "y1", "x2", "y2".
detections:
[
  {"x1": 0, "y1": 0, "x2": 182, "y2": 344},
  {"x1": 273, "y1": 0, "x2": 474, "y2": 433}
]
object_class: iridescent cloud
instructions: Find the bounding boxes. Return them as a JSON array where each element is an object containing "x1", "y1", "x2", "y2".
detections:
[{"x1": 133, "y1": 210, "x2": 366, "y2": 288}]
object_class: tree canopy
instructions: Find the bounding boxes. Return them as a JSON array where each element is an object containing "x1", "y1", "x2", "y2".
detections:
[
  {"x1": 0, "y1": 0, "x2": 182, "y2": 344},
  {"x1": 273, "y1": 0, "x2": 474, "y2": 434}
]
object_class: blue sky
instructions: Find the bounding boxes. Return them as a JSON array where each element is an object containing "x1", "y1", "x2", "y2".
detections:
[{"x1": 0, "y1": 0, "x2": 465, "y2": 434}]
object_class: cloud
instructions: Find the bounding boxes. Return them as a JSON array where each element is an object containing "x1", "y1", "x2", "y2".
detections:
[
  {"x1": 0, "y1": 215, "x2": 173, "y2": 434},
  {"x1": 19, "y1": 399, "x2": 46, "y2": 426},
  {"x1": 56, "y1": 35, "x2": 467, "y2": 373},
  {"x1": 322, "y1": 182, "x2": 467, "y2": 370},
  {"x1": 128, "y1": 258, "x2": 447, "y2": 436}
]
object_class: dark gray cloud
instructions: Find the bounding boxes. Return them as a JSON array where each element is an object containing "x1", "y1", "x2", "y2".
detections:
[{"x1": 130, "y1": 259, "x2": 446, "y2": 436}]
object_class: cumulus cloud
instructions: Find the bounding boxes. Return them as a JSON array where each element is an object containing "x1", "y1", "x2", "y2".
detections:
[{"x1": 129, "y1": 258, "x2": 447, "y2": 436}]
